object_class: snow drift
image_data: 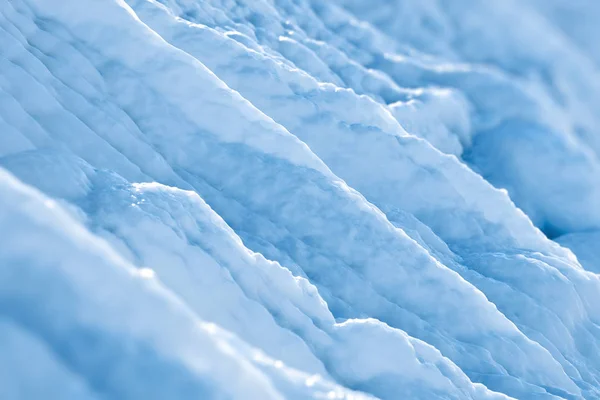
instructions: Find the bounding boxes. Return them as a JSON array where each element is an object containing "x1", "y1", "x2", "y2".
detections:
[{"x1": 1, "y1": 0, "x2": 600, "y2": 399}]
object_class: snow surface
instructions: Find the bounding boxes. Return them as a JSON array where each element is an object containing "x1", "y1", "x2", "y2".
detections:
[{"x1": 1, "y1": 0, "x2": 600, "y2": 399}]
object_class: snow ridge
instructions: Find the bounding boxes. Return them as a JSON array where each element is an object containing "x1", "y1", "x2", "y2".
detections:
[{"x1": 1, "y1": 0, "x2": 600, "y2": 399}]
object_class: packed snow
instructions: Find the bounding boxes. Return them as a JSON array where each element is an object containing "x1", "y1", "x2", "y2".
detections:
[{"x1": 1, "y1": 0, "x2": 600, "y2": 399}]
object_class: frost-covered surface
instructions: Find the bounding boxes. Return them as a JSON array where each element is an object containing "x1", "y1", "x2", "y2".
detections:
[{"x1": 0, "y1": 0, "x2": 599, "y2": 399}]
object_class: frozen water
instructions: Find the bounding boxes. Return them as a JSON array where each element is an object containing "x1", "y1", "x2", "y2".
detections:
[{"x1": 1, "y1": 0, "x2": 600, "y2": 399}]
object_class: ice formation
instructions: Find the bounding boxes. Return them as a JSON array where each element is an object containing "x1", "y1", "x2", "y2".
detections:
[{"x1": 1, "y1": 0, "x2": 600, "y2": 399}]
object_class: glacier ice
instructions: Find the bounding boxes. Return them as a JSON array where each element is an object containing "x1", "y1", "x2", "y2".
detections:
[{"x1": 1, "y1": 0, "x2": 600, "y2": 399}]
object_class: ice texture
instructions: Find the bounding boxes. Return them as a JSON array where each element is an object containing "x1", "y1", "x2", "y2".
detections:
[{"x1": 1, "y1": 0, "x2": 599, "y2": 399}]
